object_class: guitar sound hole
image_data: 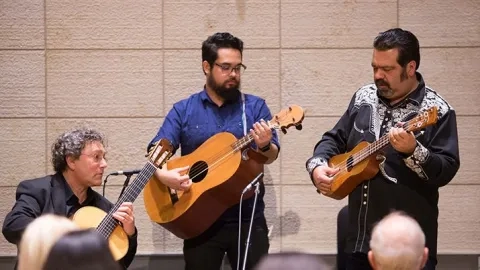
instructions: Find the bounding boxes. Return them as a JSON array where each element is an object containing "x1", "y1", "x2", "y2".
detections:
[{"x1": 189, "y1": 161, "x2": 208, "y2": 183}]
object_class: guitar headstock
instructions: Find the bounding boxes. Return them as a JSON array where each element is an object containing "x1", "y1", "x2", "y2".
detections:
[
  {"x1": 148, "y1": 139, "x2": 174, "y2": 168},
  {"x1": 406, "y1": 106, "x2": 438, "y2": 132},
  {"x1": 269, "y1": 105, "x2": 305, "y2": 134}
]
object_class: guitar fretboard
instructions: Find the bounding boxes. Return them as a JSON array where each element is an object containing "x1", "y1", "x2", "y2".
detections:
[
  {"x1": 96, "y1": 161, "x2": 158, "y2": 238},
  {"x1": 231, "y1": 121, "x2": 277, "y2": 151}
]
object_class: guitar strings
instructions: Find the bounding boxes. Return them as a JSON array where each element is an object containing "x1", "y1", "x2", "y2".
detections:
[
  {"x1": 97, "y1": 162, "x2": 157, "y2": 236},
  {"x1": 185, "y1": 117, "x2": 284, "y2": 180},
  {"x1": 332, "y1": 120, "x2": 412, "y2": 171},
  {"x1": 185, "y1": 109, "x2": 297, "y2": 178},
  {"x1": 186, "y1": 133, "x2": 256, "y2": 181},
  {"x1": 330, "y1": 116, "x2": 422, "y2": 176}
]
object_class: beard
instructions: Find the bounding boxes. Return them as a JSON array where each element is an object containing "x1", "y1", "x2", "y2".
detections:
[
  {"x1": 207, "y1": 75, "x2": 241, "y2": 102},
  {"x1": 375, "y1": 78, "x2": 393, "y2": 98},
  {"x1": 375, "y1": 67, "x2": 408, "y2": 98}
]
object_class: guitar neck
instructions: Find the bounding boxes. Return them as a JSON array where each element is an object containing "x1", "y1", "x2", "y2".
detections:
[
  {"x1": 231, "y1": 121, "x2": 276, "y2": 151},
  {"x1": 349, "y1": 121, "x2": 418, "y2": 167},
  {"x1": 97, "y1": 162, "x2": 158, "y2": 237},
  {"x1": 356, "y1": 134, "x2": 390, "y2": 161}
]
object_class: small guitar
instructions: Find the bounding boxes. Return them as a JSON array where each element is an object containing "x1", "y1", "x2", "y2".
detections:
[
  {"x1": 72, "y1": 139, "x2": 173, "y2": 260},
  {"x1": 323, "y1": 107, "x2": 438, "y2": 200},
  {"x1": 143, "y1": 105, "x2": 305, "y2": 239}
]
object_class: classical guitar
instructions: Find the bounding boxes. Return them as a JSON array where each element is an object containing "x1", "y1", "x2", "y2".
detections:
[
  {"x1": 143, "y1": 105, "x2": 305, "y2": 239},
  {"x1": 72, "y1": 139, "x2": 173, "y2": 260},
  {"x1": 322, "y1": 106, "x2": 438, "y2": 200}
]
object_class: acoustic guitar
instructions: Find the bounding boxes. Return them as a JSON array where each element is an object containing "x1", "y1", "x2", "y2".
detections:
[
  {"x1": 72, "y1": 139, "x2": 173, "y2": 260},
  {"x1": 322, "y1": 106, "x2": 438, "y2": 200},
  {"x1": 143, "y1": 105, "x2": 305, "y2": 239}
]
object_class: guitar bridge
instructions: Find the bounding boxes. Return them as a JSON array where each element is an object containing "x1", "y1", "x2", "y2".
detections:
[{"x1": 169, "y1": 188, "x2": 179, "y2": 204}]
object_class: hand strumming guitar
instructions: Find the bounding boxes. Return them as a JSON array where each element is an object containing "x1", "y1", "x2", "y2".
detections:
[
  {"x1": 312, "y1": 166, "x2": 340, "y2": 195},
  {"x1": 154, "y1": 166, "x2": 192, "y2": 191}
]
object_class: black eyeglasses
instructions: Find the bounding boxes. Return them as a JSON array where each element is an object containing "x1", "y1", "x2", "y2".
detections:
[{"x1": 214, "y1": 63, "x2": 247, "y2": 75}]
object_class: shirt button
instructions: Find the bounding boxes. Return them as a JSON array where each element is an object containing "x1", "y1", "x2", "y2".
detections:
[
  {"x1": 382, "y1": 125, "x2": 386, "y2": 128},
  {"x1": 364, "y1": 193, "x2": 367, "y2": 197},
  {"x1": 364, "y1": 185, "x2": 367, "y2": 189},
  {"x1": 363, "y1": 201, "x2": 367, "y2": 205}
]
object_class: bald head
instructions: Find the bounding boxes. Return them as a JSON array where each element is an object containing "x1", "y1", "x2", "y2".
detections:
[{"x1": 368, "y1": 212, "x2": 428, "y2": 270}]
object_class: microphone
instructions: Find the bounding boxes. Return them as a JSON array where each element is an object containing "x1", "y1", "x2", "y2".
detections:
[
  {"x1": 109, "y1": 169, "x2": 141, "y2": 176},
  {"x1": 241, "y1": 172, "x2": 264, "y2": 194}
]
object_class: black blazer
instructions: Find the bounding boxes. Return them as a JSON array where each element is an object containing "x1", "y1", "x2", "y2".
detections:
[{"x1": 2, "y1": 173, "x2": 137, "y2": 269}]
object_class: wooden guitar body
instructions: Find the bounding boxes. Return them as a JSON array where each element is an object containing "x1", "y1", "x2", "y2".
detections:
[
  {"x1": 326, "y1": 141, "x2": 381, "y2": 200},
  {"x1": 143, "y1": 132, "x2": 264, "y2": 239},
  {"x1": 72, "y1": 206, "x2": 128, "y2": 261}
]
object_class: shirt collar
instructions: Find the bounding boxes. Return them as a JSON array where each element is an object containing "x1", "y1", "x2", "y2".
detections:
[
  {"x1": 64, "y1": 178, "x2": 95, "y2": 206},
  {"x1": 378, "y1": 72, "x2": 425, "y2": 108}
]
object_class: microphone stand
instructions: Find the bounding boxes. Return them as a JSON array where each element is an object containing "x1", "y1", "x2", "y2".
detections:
[
  {"x1": 241, "y1": 182, "x2": 261, "y2": 270},
  {"x1": 118, "y1": 174, "x2": 133, "y2": 200}
]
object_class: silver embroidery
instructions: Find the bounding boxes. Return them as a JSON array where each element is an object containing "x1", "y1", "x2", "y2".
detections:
[
  {"x1": 354, "y1": 84, "x2": 380, "y2": 139},
  {"x1": 306, "y1": 156, "x2": 327, "y2": 174},
  {"x1": 421, "y1": 87, "x2": 451, "y2": 120},
  {"x1": 403, "y1": 142, "x2": 429, "y2": 180},
  {"x1": 353, "y1": 122, "x2": 364, "y2": 134}
]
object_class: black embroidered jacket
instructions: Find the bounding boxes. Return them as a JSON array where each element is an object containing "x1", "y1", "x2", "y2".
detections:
[{"x1": 306, "y1": 72, "x2": 460, "y2": 261}]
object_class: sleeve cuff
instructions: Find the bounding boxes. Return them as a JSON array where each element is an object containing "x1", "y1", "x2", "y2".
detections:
[
  {"x1": 403, "y1": 141, "x2": 429, "y2": 180},
  {"x1": 405, "y1": 141, "x2": 429, "y2": 164},
  {"x1": 306, "y1": 156, "x2": 327, "y2": 185},
  {"x1": 128, "y1": 227, "x2": 138, "y2": 239}
]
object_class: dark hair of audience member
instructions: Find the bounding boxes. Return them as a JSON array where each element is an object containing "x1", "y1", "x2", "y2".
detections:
[{"x1": 42, "y1": 229, "x2": 121, "y2": 270}]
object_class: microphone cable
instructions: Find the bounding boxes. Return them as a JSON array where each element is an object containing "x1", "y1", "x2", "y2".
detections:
[{"x1": 102, "y1": 173, "x2": 112, "y2": 197}]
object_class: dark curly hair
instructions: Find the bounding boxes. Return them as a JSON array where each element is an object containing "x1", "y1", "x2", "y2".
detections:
[{"x1": 51, "y1": 127, "x2": 106, "y2": 173}]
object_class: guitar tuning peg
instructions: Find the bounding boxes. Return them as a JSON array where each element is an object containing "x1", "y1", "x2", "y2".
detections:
[
  {"x1": 295, "y1": 124, "x2": 303, "y2": 131},
  {"x1": 281, "y1": 127, "x2": 288, "y2": 134}
]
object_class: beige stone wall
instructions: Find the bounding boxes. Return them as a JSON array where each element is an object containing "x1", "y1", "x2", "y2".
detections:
[{"x1": 0, "y1": 0, "x2": 479, "y2": 256}]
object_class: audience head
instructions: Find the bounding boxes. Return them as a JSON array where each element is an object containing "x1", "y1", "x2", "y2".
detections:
[
  {"x1": 42, "y1": 229, "x2": 120, "y2": 270},
  {"x1": 18, "y1": 214, "x2": 78, "y2": 270},
  {"x1": 254, "y1": 252, "x2": 331, "y2": 270},
  {"x1": 368, "y1": 211, "x2": 428, "y2": 270}
]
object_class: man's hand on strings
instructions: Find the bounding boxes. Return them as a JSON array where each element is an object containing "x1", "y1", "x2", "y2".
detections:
[
  {"x1": 389, "y1": 122, "x2": 417, "y2": 155},
  {"x1": 250, "y1": 119, "x2": 272, "y2": 149}
]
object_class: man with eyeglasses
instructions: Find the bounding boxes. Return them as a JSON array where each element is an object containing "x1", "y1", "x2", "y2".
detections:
[
  {"x1": 148, "y1": 32, "x2": 280, "y2": 270},
  {"x1": 3, "y1": 127, "x2": 189, "y2": 269}
]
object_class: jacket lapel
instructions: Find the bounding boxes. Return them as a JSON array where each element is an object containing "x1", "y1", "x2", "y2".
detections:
[{"x1": 50, "y1": 173, "x2": 67, "y2": 216}]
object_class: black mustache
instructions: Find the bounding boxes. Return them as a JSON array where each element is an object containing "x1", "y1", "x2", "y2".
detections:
[{"x1": 375, "y1": 80, "x2": 389, "y2": 86}]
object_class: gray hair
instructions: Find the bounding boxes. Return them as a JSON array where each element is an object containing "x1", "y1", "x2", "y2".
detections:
[
  {"x1": 369, "y1": 211, "x2": 426, "y2": 270},
  {"x1": 51, "y1": 127, "x2": 106, "y2": 173}
]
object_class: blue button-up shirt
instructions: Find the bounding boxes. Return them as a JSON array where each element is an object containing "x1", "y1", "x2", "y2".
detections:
[{"x1": 149, "y1": 88, "x2": 280, "y2": 224}]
